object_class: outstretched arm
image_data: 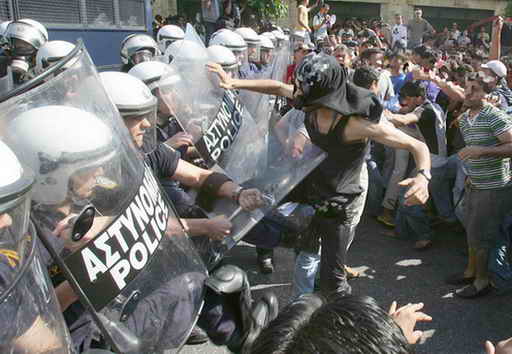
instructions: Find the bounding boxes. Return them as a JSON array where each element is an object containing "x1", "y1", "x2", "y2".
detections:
[
  {"x1": 207, "y1": 63, "x2": 294, "y2": 98},
  {"x1": 490, "y1": 17, "x2": 503, "y2": 60},
  {"x1": 345, "y1": 116, "x2": 431, "y2": 205}
]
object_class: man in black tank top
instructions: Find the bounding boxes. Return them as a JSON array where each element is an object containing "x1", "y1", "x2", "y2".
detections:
[{"x1": 208, "y1": 53, "x2": 431, "y2": 295}]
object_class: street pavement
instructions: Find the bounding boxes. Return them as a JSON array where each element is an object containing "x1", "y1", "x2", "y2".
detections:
[{"x1": 181, "y1": 215, "x2": 512, "y2": 354}]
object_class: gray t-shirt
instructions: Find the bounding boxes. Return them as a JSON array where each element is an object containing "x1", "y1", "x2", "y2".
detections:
[
  {"x1": 377, "y1": 70, "x2": 395, "y2": 102},
  {"x1": 407, "y1": 19, "x2": 434, "y2": 46}
]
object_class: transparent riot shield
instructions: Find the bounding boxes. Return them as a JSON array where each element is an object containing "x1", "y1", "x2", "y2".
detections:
[
  {"x1": 160, "y1": 25, "x2": 267, "y2": 184},
  {"x1": 0, "y1": 41, "x2": 207, "y2": 354},
  {"x1": 0, "y1": 142, "x2": 74, "y2": 354},
  {"x1": 202, "y1": 108, "x2": 325, "y2": 264},
  {"x1": 0, "y1": 67, "x2": 13, "y2": 95}
]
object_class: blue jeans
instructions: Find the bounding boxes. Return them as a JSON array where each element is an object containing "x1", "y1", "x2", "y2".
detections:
[
  {"x1": 430, "y1": 157, "x2": 459, "y2": 222},
  {"x1": 366, "y1": 158, "x2": 385, "y2": 216},
  {"x1": 293, "y1": 250, "x2": 320, "y2": 298},
  {"x1": 396, "y1": 164, "x2": 452, "y2": 241}
]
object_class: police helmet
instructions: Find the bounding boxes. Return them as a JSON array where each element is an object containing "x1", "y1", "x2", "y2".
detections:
[
  {"x1": 3, "y1": 106, "x2": 115, "y2": 205},
  {"x1": 157, "y1": 25, "x2": 185, "y2": 53},
  {"x1": 120, "y1": 34, "x2": 160, "y2": 65},
  {"x1": 164, "y1": 39, "x2": 208, "y2": 64},
  {"x1": 207, "y1": 45, "x2": 239, "y2": 74},
  {"x1": 4, "y1": 19, "x2": 47, "y2": 56},
  {"x1": 35, "y1": 40, "x2": 76, "y2": 75}
]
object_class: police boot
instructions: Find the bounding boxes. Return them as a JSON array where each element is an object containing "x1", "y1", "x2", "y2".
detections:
[
  {"x1": 186, "y1": 325, "x2": 209, "y2": 345},
  {"x1": 206, "y1": 265, "x2": 279, "y2": 354}
]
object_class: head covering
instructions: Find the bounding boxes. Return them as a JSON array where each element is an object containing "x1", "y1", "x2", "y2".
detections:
[{"x1": 293, "y1": 52, "x2": 383, "y2": 121}]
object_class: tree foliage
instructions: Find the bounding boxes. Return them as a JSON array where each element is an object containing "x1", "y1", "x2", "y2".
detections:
[
  {"x1": 507, "y1": 0, "x2": 512, "y2": 17},
  {"x1": 247, "y1": 0, "x2": 288, "y2": 19}
]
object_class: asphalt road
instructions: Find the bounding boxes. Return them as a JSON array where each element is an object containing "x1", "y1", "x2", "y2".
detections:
[{"x1": 181, "y1": 215, "x2": 512, "y2": 354}]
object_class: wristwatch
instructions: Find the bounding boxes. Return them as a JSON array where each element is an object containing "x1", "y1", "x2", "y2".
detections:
[
  {"x1": 417, "y1": 169, "x2": 432, "y2": 182},
  {"x1": 232, "y1": 186, "x2": 244, "y2": 203}
]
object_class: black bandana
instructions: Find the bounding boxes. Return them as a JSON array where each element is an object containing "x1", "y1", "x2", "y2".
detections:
[{"x1": 293, "y1": 52, "x2": 383, "y2": 122}]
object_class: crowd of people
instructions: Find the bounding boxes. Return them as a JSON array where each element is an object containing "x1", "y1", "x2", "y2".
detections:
[{"x1": 1, "y1": 0, "x2": 512, "y2": 352}]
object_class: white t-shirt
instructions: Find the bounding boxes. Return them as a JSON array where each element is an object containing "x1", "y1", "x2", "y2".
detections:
[
  {"x1": 313, "y1": 13, "x2": 330, "y2": 40},
  {"x1": 391, "y1": 24, "x2": 407, "y2": 46}
]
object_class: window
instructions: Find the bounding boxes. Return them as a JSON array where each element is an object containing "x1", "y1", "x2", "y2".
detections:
[
  {"x1": 0, "y1": 0, "x2": 11, "y2": 21},
  {"x1": 119, "y1": 0, "x2": 145, "y2": 28},
  {"x1": 85, "y1": 0, "x2": 115, "y2": 27},
  {"x1": 18, "y1": 0, "x2": 81, "y2": 25}
]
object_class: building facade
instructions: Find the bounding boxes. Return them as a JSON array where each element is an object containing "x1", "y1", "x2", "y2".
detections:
[{"x1": 152, "y1": 0, "x2": 506, "y2": 31}]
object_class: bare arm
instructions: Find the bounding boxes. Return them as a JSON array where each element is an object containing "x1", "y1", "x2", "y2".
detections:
[
  {"x1": 298, "y1": 10, "x2": 310, "y2": 32},
  {"x1": 385, "y1": 111, "x2": 420, "y2": 126},
  {"x1": 307, "y1": 0, "x2": 320, "y2": 11},
  {"x1": 208, "y1": 62, "x2": 294, "y2": 98},
  {"x1": 490, "y1": 17, "x2": 503, "y2": 61},
  {"x1": 345, "y1": 116, "x2": 431, "y2": 205},
  {"x1": 55, "y1": 281, "x2": 78, "y2": 312},
  {"x1": 459, "y1": 129, "x2": 512, "y2": 160}
]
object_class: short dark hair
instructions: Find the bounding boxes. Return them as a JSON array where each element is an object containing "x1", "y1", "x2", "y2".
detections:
[
  {"x1": 354, "y1": 66, "x2": 380, "y2": 89},
  {"x1": 400, "y1": 81, "x2": 426, "y2": 99},
  {"x1": 360, "y1": 48, "x2": 383, "y2": 61},
  {"x1": 250, "y1": 294, "x2": 412, "y2": 354},
  {"x1": 388, "y1": 53, "x2": 406, "y2": 63}
]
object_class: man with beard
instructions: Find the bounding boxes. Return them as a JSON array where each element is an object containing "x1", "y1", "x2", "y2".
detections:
[{"x1": 447, "y1": 72, "x2": 512, "y2": 298}]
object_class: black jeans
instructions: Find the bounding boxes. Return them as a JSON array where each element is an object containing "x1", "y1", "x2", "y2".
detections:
[{"x1": 318, "y1": 169, "x2": 368, "y2": 296}]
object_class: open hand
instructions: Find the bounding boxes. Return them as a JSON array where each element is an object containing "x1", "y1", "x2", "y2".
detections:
[
  {"x1": 388, "y1": 301, "x2": 432, "y2": 344},
  {"x1": 399, "y1": 175, "x2": 429, "y2": 206},
  {"x1": 207, "y1": 62, "x2": 236, "y2": 90}
]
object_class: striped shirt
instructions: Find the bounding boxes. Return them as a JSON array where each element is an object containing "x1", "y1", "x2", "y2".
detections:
[{"x1": 459, "y1": 104, "x2": 512, "y2": 190}]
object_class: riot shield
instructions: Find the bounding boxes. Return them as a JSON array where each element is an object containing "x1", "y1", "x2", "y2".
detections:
[
  {"x1": 203, "y1": 108, "x2": 326, "y2": 264},
  {"x1": 0, "y1": 41, "x2": 207, "y2": 354},
  {"x1": 0, "y1": 67, "x2": 13, "y2": 95},
  {"x1": 0, "y1": 140, "x2": 74, "y2": 354},
  {"x1": 160, "y1": 25, "x2": 267, "y2": 184}
]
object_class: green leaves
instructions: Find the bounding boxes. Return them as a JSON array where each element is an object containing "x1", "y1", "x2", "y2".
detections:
[{"x1": 247, "y1": 0, "x2": 288, "y2": 19}]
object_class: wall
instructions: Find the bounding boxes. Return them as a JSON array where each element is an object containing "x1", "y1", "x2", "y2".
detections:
[
  {"x1": 152, "y1": 0, "x2": 178, "y2": 17},
  {"x1": 282, "y1": 0, "x2": 507, "y2": 27}
]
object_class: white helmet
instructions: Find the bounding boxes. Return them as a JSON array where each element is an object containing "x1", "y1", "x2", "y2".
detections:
[
  {"x1": 128, "y1": 61, "x2": 177, "y2": 91},
  {"x1": 210, "y1": 29, "x2": 247, "y2": 51},
  {"x1": 157, "y1": 25, "x2": 185, "y2": 53},
  {"x1": 164, "y1": 39, "x2": 208, "y2": 64},
  {"x1": 120, "y1": 34, "x2": 160, "y2": 65},
  {"x1": 261, "y1": 32, "x2": 277, "y2": 47},
  {"x1": 235, "y1": 27, "x2": 260, "y2": 46},
  {"x1": 19, "y1": 19, "x2": 48, "y2": 41},
  {"x1": 100, "y1": 71, "x2": 156, "y2": 117},
  {"x1": 4, "y1": 19, "x2": 48, "y2": 56},
  {"x1": 100, "y1": 72, "x2": 157, "y2": 152},
  {"x1": 3, "y1": 106, "x2": 115, "y2": 205},
  {"x1": 207, "y1": 45, "x2": 239, "y2": 74},
  {"x1": 272, "y1": 30, "x2": 286, "y2": 47},
  {"x1": 259, "y1": 35, "x2": 275, "y2": 51},
  {"x1": 35, "y1": 40, "x2": 76, "y2": 75},
  {"x1": 292, "y1": 30, "x2": 307, "y2": 41},
  {"x1": 235, "y1": 27, "x2": 261, "y2": 63}
]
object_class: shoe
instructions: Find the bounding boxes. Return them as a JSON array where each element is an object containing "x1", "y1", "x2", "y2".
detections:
[
  {"x1": 377, "y1": 210, "x2": 395, "y2": 228},
  {"x1": 258, "y1": 257, "x2": 274, "y2": 274},
  {"x1": 345, "y1": 265, "x2": 360, "y2": 280},
  {"x1": 455, "y1": 284, "x2": 493, "y2": 299},
  {"x1": 445, "y1": 273, "x2": 475, "y2": 286},
  {"x1": 186, "y1": 325, "x2": 209, "y2": 345}
]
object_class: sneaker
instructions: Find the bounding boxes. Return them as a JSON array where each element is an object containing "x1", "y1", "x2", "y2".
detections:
[
  {"x1": 185, "y1": 325, "x2": 209, "y2": 345},
  {"x1": 377, "y1": 209, "x2": 395, "y2": 227}
]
